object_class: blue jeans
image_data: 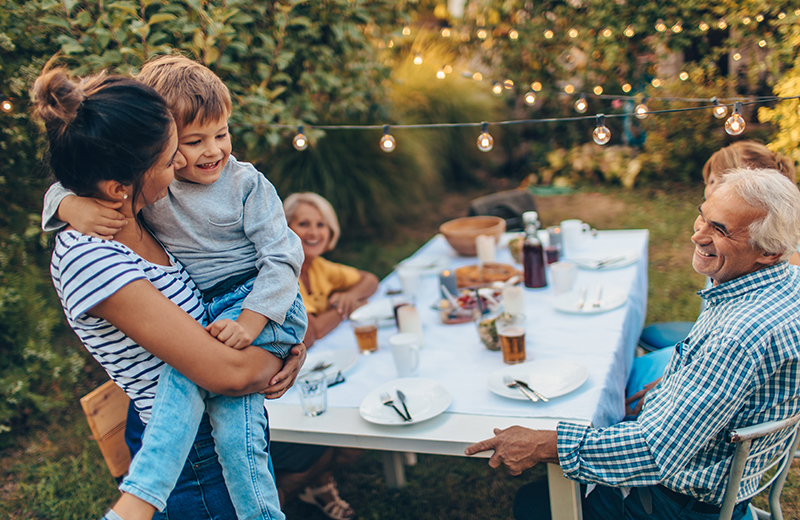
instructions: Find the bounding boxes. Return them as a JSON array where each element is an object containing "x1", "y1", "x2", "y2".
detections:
[
  {"x1": 120, "y1": 366, "x2": 283, "y2": 520},
  {"x1": 205, "y1": 282, "x2": 307, "y2": 358},
  {"x1": 513, "y1": 481, "x2": 752, "y2": 520}
]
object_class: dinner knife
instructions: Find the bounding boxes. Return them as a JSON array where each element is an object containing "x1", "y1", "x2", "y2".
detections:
[
  {"x1": 515, "y1": 380, "x2": 550, "y2": 402},
  {"x1": 576, "y1": 285, "x2": 588, "y2": 311},
  {"x1": 396, "y1": 390, "x2": 412, "y2": 421}
]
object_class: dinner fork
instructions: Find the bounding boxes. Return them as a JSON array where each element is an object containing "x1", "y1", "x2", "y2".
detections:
[
  {"x1": 380, "y1": 392, "x2": 410, "y2": 421},
  {"x1": 503, "y1": 375, "x2": 539, "y2": 403}
]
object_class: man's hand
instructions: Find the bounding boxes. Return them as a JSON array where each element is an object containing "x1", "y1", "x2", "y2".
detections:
[
  {"x1": 205, "y1": 319, "x2": 253, "y2": 349},
  {"x1": 262, "y1": 343, "x2": 307, "y2": 399},
  {"x1": 625, "y1": 377, "x2": 662, "y2": 417},
  {"x1": 465, "y1": 427, "x2": 559, "y2": 476},
  {"x1": 59, "y1": 195, "x2": 127, "y2": 239}
]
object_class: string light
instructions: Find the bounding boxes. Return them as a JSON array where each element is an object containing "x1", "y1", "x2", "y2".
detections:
[
  {"x1": 634, "y1": 101, "x2": 649, "y2": 119},
  {"x1": 443, "y1": 65, "x2": 453, "y2": 74},
  {"x1": 602, "y1": 28, "x2": 613, "y2": 38},
  {"x1": 524, "y1": 91, "x2": 536, "y2": 105},
  {"x1": 651, "y1": 78, "x2": 662, "y2": 88},
  {"x1": 712, "y1": 97, "x2": 728, "y2": 119},
  {"x1": 492, "y1": 82, "x2": 503, "y2": 95},
  {"x1": 544, "y1": 29, "x2": 554, "y2": 39},
  {"x1": 733, "y1": 52, "x2": 741, "y2": 61},
  {"x1": 622, "y1": 83, "x2": 632, "y2": 93},
  {"x1": 718, "y1": 19, "x2": 728, "y2": 30},
  {"x1": 402, "y1": 26, "x2": 410, "y2": 36},
  {"x1": 756, "y1": 14, "x2": 764, "y2": 22},
  {"x1": 725, "y1": 103, "x2": 746, "y2": 136},
  {"x1": 679, "y1": 72, "x2": 689, "y2": 81},
  {"x1": 655, "y1": 20, "x2": 667, "y2": 32},
  {"x1": 476, "y1": 122, "x2": 494, "y2": 152},
  {"x1": 725, "y1": 102, "x2": 745, "y2": 135},
  {"x1": 743, "y1": 16, "x2": 751, "y2": 25},
  {"x1": 380, "y1": 125, "x2": 396, "y2": 152},
  {"x1": 477, "y1": 28, "x2": 488, "y2": 39},
  {"x1": 531, "y1": 81, "x2": 542, "y2": 91},
  {"x1": 509, "y1": 29, "x2": 519, "y2": 40},
  {"x1": 441, "y1": 27, "x2": 451, "y2": 38},
  {"x1": 699, "y1": 21, "x2": 709, "y2": 31},
  {"x1": 569, "y1": 28, "x2": 579, "y2": 38},
  {"x1": 624, "y1": 25, "x2": 635, "y2": 38},
  {"x1": 472, "y1": 72, "x2": 483, "y2": 81},
  {"x1": 1, "y1": 99, "x2": 12, "y2": 113},
  {"x1": 671, "y1": 22, "x2": 683, "y2": 33},
  {"x1": 593, "y1": 85, "x2": 603, "y2": 95},
  {"x1": 564, "y1": 84, "x2": 575, "y2": 94},
  {"x1": 437, "y1": 69, "x2": 446, "y2": 79},
  {"x1": 778, "y1": 12, "x2": 786, "y2": 19},
  {"x1": 574, "y1": 94, "x2": 588, "y2": 113},
  {"x1": 593, "y1": 115, "x2": 611, "y2": 145},
  {"x1": 758, "y1": 40, "x2": 767, "y2": 48},
  {"x1": 413, "y1": 54, "x2": 423, "y2": 65},
  {"x1": 292, "y1": 125, "x2": 308, "y2": 151},
  {"x1": 503, "y1": 79, "x2": 514, "y2": 89}
]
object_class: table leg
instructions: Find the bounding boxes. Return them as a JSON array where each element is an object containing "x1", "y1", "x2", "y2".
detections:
[
  {"x1": 382, "y1": 451, "x2": 407, "y2": 488},
  {"x1": 547, "y1": 463, "x2": 582, "y2": 520}
]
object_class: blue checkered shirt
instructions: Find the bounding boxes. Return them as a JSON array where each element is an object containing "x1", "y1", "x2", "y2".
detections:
[{"x1": 558, "y1": 262, "x2": 800, "y2": 506}]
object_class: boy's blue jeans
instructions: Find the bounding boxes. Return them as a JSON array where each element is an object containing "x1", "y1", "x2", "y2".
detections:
[{"x1": 119, "y1": 285, "x2": 306, "y2": 520}]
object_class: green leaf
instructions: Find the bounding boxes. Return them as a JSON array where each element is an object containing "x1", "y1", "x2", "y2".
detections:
[
  {"x1": 228, "y1": 13, "x2": 254, "y2": 24},
  {"x1": 148, "y1": 13, "x2": 177, "y2": 25},
  {"x1": 40, "y1": 16, "x2": 71, "y2": 30},
  {"x1": 141, "y1": 0, "x2": 161, "y2": 6},
  {"x1": 109, "y1": 2, "x2": 139, "y2": 17},
  {"x1": 63, "y1": 0, "x2": 79, "y2": 14},
  {"x1": 61, "y1": 41, "x2": 84, "y2": 54},
  {"x1": 288, "y1": 16, "x2": 312, "y2": 28}
]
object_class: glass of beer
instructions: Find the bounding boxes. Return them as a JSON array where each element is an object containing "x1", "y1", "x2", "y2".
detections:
[
  {"x1": 351, "y1": 318, "x2": 378, "y2": 354},
  {"x1": 497, "y1": 313, "x2": 526, "y2": 364}
]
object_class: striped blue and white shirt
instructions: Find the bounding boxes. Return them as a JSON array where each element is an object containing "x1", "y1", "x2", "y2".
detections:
[
  {"x1": 51, "y1": 230, "x2": 205, "y2": 422},
  {"x1": 558, "y1": 262, "x2": 800, "y2": 505}
]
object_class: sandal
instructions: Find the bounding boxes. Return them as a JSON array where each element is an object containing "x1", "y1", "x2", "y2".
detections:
[{"x1": 298, "y1": 476, "x2": 355, "y2": 520}]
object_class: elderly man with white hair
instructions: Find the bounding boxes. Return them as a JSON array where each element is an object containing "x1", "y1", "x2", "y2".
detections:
[{"x1": 467, "y1": 168, "x2": 800, "y2": 520}]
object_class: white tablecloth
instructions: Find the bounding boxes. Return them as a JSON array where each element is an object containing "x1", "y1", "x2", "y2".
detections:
[{"x1": 279, "y1": 230, "x2": 648, "y2": 429}]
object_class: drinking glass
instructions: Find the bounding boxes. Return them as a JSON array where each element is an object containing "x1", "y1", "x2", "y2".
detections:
[
  {"x1": 297, "y1": 371, "x2": 327, "y2": 417},
  {"x1": 497, "y1": 313, "x2": 526, "y2": 364},
  {"x1": 351, "y1": 318, "x2": 378, "y2": 354}
]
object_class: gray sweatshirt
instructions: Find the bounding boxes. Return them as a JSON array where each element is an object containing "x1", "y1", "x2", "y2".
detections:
[{"x1": 42, "y1": 156, "x2": 303, "y2": 325}]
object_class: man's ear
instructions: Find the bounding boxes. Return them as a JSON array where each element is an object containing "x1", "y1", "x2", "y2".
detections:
[
  {"x1": 757, "y1": 251, "x2": 783, "y2": 266},
  {"x1": 96, "y1": 180, "x2": 129, "y2": 202}
]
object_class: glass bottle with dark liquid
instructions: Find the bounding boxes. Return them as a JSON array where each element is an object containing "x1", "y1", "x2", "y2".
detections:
[{"x1": 522, "y1": 212, "x2": 547, "y2": 288}]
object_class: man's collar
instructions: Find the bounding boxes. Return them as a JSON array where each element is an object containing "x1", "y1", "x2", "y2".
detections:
[{"x1": 698, "y1": 262, "x2": 790, "y2": 302}]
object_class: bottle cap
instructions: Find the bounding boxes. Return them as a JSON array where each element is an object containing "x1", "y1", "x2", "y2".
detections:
[{"x1": 522, "y1": 211, "x2": 539, "y2": 224}]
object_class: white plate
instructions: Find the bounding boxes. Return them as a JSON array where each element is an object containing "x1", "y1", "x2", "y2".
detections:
[
  {"x1": 487, "y1": 360, "x2": 588, "y2": 401},
  {"x1": 359, "y1": 378, "x2": 452, "y2": 425},
  {"x1": 553, "y1": 285, "x2": 627, "y2": 314},
  {"x1": 298, "y1": 349, "x2": 358, "y2": 383},
  {"x1": 349, "y1": 299, "x2": 395, "y2": 328},
  {"x1": 569, "y1": 250, "x2": 639, "y2": 270},
  {"x1": 397, "y1": 256, "x2": 451, "y2": 277}
]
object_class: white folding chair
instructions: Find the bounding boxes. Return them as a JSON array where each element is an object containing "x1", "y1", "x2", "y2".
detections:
[{"x1": 719, "y1": 413, "x2": 800, "y2": 520}]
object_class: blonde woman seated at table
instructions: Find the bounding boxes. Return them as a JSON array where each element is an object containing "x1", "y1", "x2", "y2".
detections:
[{"x1": 270, "y1": 192, "x2": 379, "y2": 520}]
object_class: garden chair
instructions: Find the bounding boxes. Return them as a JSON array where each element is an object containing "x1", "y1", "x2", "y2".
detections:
[
  {"x1": 637, "y1": 321, "x2": 695, "y2": 352},
  {"x1": 718, "y1": 412, "x2": 800, "y2": 520},
  {"x1": 467, "y1": 189, "x2": 537, "y2": 231},
  {"x1": 80, "y1": 380, "x2": 131, "y2": 481}
]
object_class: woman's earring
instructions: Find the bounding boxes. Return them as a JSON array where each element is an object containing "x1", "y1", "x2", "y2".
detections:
[{"x1": 123, "y1": 194, "x2": 128, "y2": 200}]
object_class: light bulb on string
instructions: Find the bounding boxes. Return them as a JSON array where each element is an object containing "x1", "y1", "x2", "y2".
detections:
[
  {"x1": 624, "y1": 25, "x2": 635, "y2": 37},
  {"x1": 413, "y1": 53, "x2": 423, "y2": 65},
  {"x1": 725, "y1": 102, "x2": 745, "y2": 136},
  {"x1": 524, "y1": 91, "x2": 536, "y2": 105},
  {"x1": 712, "y1": 97, "x2": 728, "y2": 119},
  {"x1": 492, "y1": 82, "x2": 503, "y2": 95},
  {"x1": 476, "y1": 122, "x2": 494, "y2": 152},
  {"x1": 503, "y1": 79, "x2": 514, "y2": 90},
  {"x1": 593, "y1": 115, "x2": 611, "y2": 145},
  {"x1": 634, "y1": 100, "x2": 649, "y2": 119},
  {"x1": 0, "y1": 99, "x2": 12, "y2": 113},
  {"x1": 574, "y1": 95, "x2": 588, "y2": 114},
  {"x1": 436, "y1": 69, "x2": 446, "y2": 80},
  {"x1": 380, "y1": 125, "x2": 396, "y2": 153},
  {"x1": 441, "y1": 27, "x2": 451, "y2": 38},
  {"x1": 509, "y1": 29, "x2": 519, "y2": 40},
  {"x1": 679, "y1": 72, "x2": 689, "y2": 81},
  {"x1": 292, "y1": 125, "x2": 308, "y2": 151}
]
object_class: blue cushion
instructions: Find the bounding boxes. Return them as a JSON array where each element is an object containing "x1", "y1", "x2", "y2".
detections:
[
  {"x1": 638, "y1": 321, "x2": 694, "y2": 352},
  {"x1": 627, "y1": 346, "x2": 675, "y2": 400}
]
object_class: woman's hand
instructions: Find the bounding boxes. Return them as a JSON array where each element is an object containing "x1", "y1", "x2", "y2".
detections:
[
  {"x1": 328, "y1": 290, "x2": 365, "y2": 318},
  {"x1": 263, "y1": 343, "x2": 307, "y2": 399}
]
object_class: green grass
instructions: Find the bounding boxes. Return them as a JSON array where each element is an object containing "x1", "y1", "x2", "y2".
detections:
[{"x1": 2, "y1": 182, "x2": 798, "y2": 519}]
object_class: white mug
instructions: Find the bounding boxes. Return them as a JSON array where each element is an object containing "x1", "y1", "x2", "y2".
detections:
[
  {"x1": 560, "y1": 219, "x2": 592, "y2": 258},
  {"x1": 550, "y1": 261, "x2": 578, "y2": 295},
  {"x1": 389, "y1": 333, "x2": 420, "y2": 377}
]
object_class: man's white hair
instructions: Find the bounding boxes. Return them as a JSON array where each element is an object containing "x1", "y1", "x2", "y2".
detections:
[{"x1": 717, "y1": 167, "x2": 800, "y2": 262}]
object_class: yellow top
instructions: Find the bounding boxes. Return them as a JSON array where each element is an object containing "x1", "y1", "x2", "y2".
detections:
[{"x1": 299, "y1": 256, "x2": 362, "y2": 315}]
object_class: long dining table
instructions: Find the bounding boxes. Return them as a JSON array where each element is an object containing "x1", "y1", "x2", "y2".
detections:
[{"x1": 269, "y1": 228, "x2": 649, "y2": 520}]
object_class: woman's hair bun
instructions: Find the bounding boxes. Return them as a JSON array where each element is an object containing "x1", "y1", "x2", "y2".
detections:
[{"x1": 31, "y1": 67, "x2": 85, "y2": 133}]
